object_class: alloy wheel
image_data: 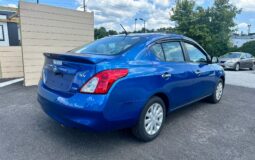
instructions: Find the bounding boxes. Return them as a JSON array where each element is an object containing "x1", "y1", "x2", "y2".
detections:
[
  {"x1": 235, "y1": 64, "x2": 240, "y2": 71},
  {"x1": 216, "y1": 82, "x2": 223, "y2": 101}
]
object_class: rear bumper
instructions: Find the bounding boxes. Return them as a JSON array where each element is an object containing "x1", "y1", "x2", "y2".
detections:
[{"x1": 37, "y1": 81, "x2": 142, "y2": 131}]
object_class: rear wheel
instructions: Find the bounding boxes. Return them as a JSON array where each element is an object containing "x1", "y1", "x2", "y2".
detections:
[
  {"x1": 234, "y1": 63, "x2": 240, "y2": 71},
  {"x1": 132, "y1": 96, "x2": 166, "y2": 142},
  {"x1": 207, "y1": 79, "x2": 224, "y2": 104}
]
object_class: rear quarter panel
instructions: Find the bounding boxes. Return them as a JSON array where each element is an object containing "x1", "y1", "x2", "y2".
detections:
[
  {"x1": 95, "y1": 48, "x2": 168, "y2": 122},
  {"x1": 101, "y1": 60, "x2": 162, "y2": 122}
]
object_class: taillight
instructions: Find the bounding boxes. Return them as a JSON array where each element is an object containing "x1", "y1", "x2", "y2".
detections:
[{"x1": 80, "y1": 69, "x2": 128, "y2": 94}]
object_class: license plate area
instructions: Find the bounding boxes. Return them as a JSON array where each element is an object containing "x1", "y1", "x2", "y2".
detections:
[{"x1": 44, "y1": 70, "x2": 74, "y2": 92}]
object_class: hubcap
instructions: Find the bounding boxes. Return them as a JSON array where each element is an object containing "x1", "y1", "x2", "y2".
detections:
[
  {"x1": 236, "y1": 64, "x2": 240, "y2": 71},
  {"x1": 144, "y1": 103, "x2": 164, "y2": 135},
  {"x1": 216, "y1": 82, "x2": 223, "y2": 101}
]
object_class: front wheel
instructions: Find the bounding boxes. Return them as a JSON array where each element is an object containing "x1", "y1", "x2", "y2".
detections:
[
  {"x1": 234, "y1": 63, "x2": 240, "y2": 71},
  {"x1": 250, "y1": 64, "x2": 254, "y2": 70},
  {"x1": 132, "y1": 96, "x2": 166, "y2": 142},
  {"x1": 207, "y1": 80, "x2": 224, "y2": 104}
]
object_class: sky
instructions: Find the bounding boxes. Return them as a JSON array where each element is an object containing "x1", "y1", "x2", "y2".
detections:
[{"x1": 1, "y1": 0, "x2": 254, "y2": 34}]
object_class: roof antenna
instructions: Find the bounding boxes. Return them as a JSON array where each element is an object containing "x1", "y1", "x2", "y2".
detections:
[{"x1": 120, "y1": 24, "x2": 128, "y2": 35}]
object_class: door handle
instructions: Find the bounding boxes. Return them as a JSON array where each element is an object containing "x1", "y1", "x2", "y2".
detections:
[
  {"x1": 194, "y1": 70, "x2": 201, "y2": 75},
  {"x1": 161, "y1": 72, "x2": 171, "y2": 79}
]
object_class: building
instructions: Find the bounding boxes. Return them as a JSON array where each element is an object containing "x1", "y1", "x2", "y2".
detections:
[
  {"x1": 231, "y1": 34, "x2": 255, "y2": 47},
  {"x1": 0, "y1": 9, "x2": 20, "y2": 46}
]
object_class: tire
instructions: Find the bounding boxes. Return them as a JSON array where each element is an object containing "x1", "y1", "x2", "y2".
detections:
[
  {"x1": 234, "y1": 63, "x2": 240, "y2": 71},
  {"x1": 132, "y1": 96, "x2": 166, "y2": 142},
  {"x1": 250, "y1": 64, "x2": 254, "y2": 70},
  {"x1": 207, "y1": 79, "x2": 224, "y2": 104}
]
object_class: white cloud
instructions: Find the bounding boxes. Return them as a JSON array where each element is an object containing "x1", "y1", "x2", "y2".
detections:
[
  {"x1": 236, "y1": 22, "x2": 250, "y2": 33},
  {"x1": 8, "y1": 4, "x2": 17, "y2": 8},
  {"x1": 154, "y1": 0, "x2": 171, "y2": 8},
  {"x1": 76, "y1": 0, "x2": 174, "y2": 32},
  {"x1": 238, "y1": 22, "x2": 248, "y2": 29},
  {"x1": 230, "y1": 0, "x2": 255, "y2": 12},
  {"x1": 3, "y1": 3, "x2": 17, "y2": 8},
  {"x1": 196, "y1": 0, "x2": 206, "y2": 5}
]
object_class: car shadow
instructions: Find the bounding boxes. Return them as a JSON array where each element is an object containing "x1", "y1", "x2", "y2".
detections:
[
  {"x1": 36, "y1": 99, "x2": 211, "y2": 149},
  {"x1": 225, "y1": 68, "x2": 251, "y2": 72}
]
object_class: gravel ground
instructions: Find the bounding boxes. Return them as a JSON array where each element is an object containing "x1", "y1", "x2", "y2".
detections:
[
  {"x1": 0, "y1": 82, "x2": 255, "y2": 160},
  {"x1": 225, "y1": 70, "x2": 255, "y2": 89}
]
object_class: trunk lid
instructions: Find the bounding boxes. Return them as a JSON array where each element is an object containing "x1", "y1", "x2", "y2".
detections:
[{"x1": 42, "y1": 53, "x2": 115, "y2": 93}]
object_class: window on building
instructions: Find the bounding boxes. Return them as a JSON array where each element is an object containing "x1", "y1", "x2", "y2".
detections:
[{"x1": 0, "y1": 25, "x2": 5, "y2": 41}]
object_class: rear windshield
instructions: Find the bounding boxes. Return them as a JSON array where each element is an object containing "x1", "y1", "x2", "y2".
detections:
[
  {"x1": 222, "y1": 53, "x2": 241, "y2": 58},
  {"x1": 73, "y1": 36, "x2": 142, "y2": 55}
]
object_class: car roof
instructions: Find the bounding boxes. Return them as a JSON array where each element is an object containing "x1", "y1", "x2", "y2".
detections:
[
  {"x1": 228, "y1": 52, "x2": 244, "y2": 54},
  {"x1": 113, "y1": 33, "x2": 196, "y2": 44}
]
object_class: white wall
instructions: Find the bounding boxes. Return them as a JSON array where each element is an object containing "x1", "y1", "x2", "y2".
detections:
[
  {"x1": 0, "y1": 15, "x2": 10, "y2": 46},
  {"x1": 0, "y1": 47, "x2": 23, "y2": 78}
]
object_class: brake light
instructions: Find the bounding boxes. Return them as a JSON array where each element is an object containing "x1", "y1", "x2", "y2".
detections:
[{"x1": 80, "y1": 69, "x2": 128, "y2": 94}]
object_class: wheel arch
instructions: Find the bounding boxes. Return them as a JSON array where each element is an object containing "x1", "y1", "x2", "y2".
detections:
[
  {"x1": 220, "y1": 75, "x2": 225, "y2": 87},
  {"x1": 152, "y1": 92, "x2": 170, "y2": 113}
]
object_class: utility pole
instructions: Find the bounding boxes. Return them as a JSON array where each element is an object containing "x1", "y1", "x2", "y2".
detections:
[
  {"x1": 248, "y1": 24, "x2": 251, "y2": 35},
  {"x1": 37, "y1": 0, "x2": 39, "y2": 4},
  {"x1": 135, "y1": 18, "x2": 137, "y2": 32},
  {"x1": 139, "y1": 18, "x2": 146, "y2": 33},
  {"x1": 83, "y1": 0, "x2": 86, "y2": 12}
]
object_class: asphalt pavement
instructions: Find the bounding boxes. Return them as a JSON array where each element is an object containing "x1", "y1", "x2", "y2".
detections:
[
  {"x1": 225, "y1": 69, "x2": 255, "y2": 89},
  {"x1": 0, "y1": 80, "x2": 255, "y2": 160}
]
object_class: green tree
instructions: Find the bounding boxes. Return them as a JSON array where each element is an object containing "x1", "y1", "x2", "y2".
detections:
[
  {"x1": 94, "y1": 27, "x2": 108, "y2": 39},
  {"x1": 171, "y1": 0, "x2": 240, "y2": 56},
  {"x1": 156, "y1": 27, "x2": 176, "y2": 33},
  {"x1": 237, "y1": 41, "x2": 255, "y2": 56},
  {"x1": 171, "y1": 0, "x2": 196, "y2": 35},
  {"x1": 208, "y1": 0, "x2": 241, "y2": 56},
  {"x1": 94, "y1": 27, "x2": 119, "y2": 39},
  {"x1": 108, "y1": 30, "x2": 118, "y2": 36}
]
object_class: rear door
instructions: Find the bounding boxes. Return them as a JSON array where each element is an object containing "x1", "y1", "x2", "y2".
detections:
[
  {"x1": 183, "y1": 42, "x2": 215, "y2": 100},
  {"x1": 150, "y1": 41, "x2": 197, "y2": 109},
  {"x1": 239, "y1": 53, "x2": 248, "y2": 68},
  {"x1": 245, "y1": 53, "x2": 254, "y2": 68}
]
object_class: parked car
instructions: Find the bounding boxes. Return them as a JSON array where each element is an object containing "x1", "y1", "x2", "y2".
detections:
[
  {"x1": 37, "y1": 34, "x2": 225, "y2": 141},
  {"x1": 219, "y1": 52, "x2": 254, "y2": 71}
]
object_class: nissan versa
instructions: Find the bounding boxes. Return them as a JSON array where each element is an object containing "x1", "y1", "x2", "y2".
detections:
[{"x1": 37, "y1": 34, "x2": 225, "y2": 141}]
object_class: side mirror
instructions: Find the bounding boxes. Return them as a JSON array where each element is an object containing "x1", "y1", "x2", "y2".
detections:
[{"x1": 211, "y1": 56, "x2": 219, "y2": 63}]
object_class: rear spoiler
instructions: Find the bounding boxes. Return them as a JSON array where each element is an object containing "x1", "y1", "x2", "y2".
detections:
[{"x1": 44, "y1": 52, "x2": 110, "y2": 64}]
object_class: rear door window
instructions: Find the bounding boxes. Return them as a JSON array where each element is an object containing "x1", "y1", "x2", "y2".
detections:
[
  {"x1": 246, "y1": 53, "x2": 252, "y2": 58},
  {"x1": 240, "y1": 54, "x2": 246, "y2": 59},
  {"x1": 161, "y1": 42, "x2": 185, "y2": 62}
]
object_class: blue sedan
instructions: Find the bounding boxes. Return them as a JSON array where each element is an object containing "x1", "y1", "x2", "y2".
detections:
[{"x1": 37, "y1": 33, "x2": 225, "y2": 141}]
